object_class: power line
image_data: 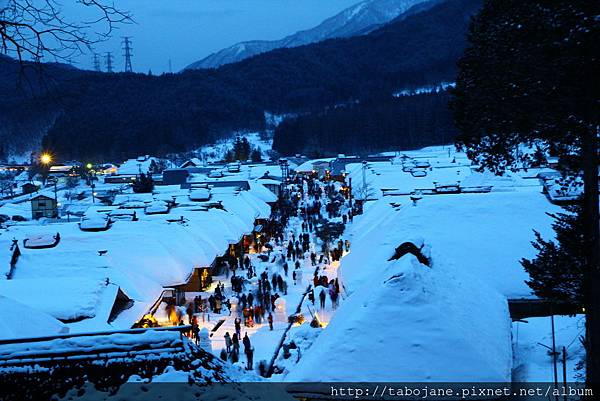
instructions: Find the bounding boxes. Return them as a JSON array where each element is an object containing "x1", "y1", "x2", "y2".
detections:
[
  {"x1": 122, "y1": 36, "x2": 133, "y2": 73},
  {"x1": 105, "y1": 52, "x2": 114, "y2": 73}
]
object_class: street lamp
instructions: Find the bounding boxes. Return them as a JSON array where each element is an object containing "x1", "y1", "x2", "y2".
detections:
[{"x1": 40, "y1": 153, "x2": 52, "y2": 165}]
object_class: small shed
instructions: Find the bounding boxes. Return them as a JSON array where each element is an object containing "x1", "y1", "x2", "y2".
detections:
[{"x1": 31, "y1": 194, "x2": 58, "y2": 219}]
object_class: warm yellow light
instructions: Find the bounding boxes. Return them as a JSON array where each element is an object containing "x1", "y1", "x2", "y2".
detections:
[
  {"x1": 40, "y1": 153, "x2": 52, "y2": 164},
  {"x1": 86, "y1": 163, "x2": 93, "y2": 169}
]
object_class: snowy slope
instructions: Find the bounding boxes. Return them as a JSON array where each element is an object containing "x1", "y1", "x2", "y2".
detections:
[{"x1": 185, "y1": 0, "x2": 430, "y2": 70}]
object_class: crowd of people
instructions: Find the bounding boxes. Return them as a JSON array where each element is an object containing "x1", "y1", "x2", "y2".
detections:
[{"x1": 164, "y1": 173, "x2": 357, "y2": 371}]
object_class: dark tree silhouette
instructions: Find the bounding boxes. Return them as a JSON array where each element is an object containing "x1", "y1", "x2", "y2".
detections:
[
  {"x1": 521, "y1": 206, "x2": 585, "y2": 303},
  {"x1": 451, "y1": 0, "x2": 600, "y2": 384}
]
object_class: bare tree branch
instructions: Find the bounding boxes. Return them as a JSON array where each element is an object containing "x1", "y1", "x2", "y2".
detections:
[{"x1": 0, "y1": 0, "x2": 132, "y2": 64}]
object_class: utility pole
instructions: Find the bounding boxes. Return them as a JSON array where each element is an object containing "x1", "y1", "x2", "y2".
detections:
[
  {"x1": 122, "y1": 36, "x2": 133, "y2": 73},
  {"x1": 105, "y1": 52, "x2": 114, "y2": 73},
  {"x1": 92, "y1": 53, "x2": 101, "y2": 72}
]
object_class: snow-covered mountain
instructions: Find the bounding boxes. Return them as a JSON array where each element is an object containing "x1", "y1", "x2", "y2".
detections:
[{"x1": 185, "y1": 0, "x2": 434, "y2": 70}]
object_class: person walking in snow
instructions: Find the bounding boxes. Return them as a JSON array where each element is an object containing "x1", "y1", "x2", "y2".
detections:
[
  {"x1": 281, "y1": 280, "x2": 288, "y2": 295},
  {"x1": 319, "y1": 289, "x2": 326, "y2": 309},
  {"x1": 234, "y1": 318, "x2": 242, "y2": 338},
  {"x1": 224, "y1": 332, "x2": 232, "y2": 353},
  {"x1": 186, "y1": 303, "x2": 194, "y2": 324},
  {"x1": 331, "y1": 290, "x2": 339, "y2": 309},
  {"x1": 246, "y1": 346, "x2": 254, "y2": 370},
  {"x1": 268, "y1": 312, "x2": 273, "y2": 331},
  {"x1": 243, "y1": 333, "x2": 251, "y2": 353},
  {"x1": 192, "y1": 322, "x2": 200, "y2": 345},
  {"x1": 232, "y1": 333, "x2": 240, "y2": 355}
]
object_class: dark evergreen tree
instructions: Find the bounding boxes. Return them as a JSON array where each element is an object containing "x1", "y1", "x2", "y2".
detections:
[
  {"x1": 132, "y1": 172, "x2": 154, "y2": 193},
  {"x1": 521, "y1": 206, "x2": 585, "y2": 303},
  {"x1": 451, "y1": 0, "x2": 600, "y2": 383},
  {"x1": 250, "y1": 148, "x2": 262, "y2": 162},
  {"x1": 273, "y1": 92, "x2": 457, "y2": 156}
]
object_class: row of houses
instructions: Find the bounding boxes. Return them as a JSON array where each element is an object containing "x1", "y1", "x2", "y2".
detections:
[{"x1": 1, "y1": 165, "x2": 281, "y2": 338}]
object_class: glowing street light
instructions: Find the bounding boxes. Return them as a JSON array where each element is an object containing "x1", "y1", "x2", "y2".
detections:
[
  {"x1": 86, "y1": 163, "x2": 93, "y2": 169},
  {"x1": 40, "y1": 153, "x2": 52, "y2": 165}
]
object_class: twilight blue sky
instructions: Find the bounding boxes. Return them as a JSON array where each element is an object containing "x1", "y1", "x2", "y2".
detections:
[{"x1": 59, "y1": 0, "x2": 359, "y2": 73}]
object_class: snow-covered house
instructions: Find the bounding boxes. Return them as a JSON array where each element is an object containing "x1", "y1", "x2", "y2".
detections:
[
  {"x1": 48, "y1": 165, "x2": 76, "y2": 177},
  {"x1": 284, "y1": 188, "x2": 559, "y2": 382},
  {"x1": 0, "y1": 278, "x2": 133, "y2": 325},
  {"x1": 286, "y1": 254, "x2": 512, "y2": 382},
  {"x1": 256, "y1": 178, "x2": 282, "y2": 198},
  {"x1": 295, "y1": 158, "x2": 334, "y2": 177},
  {"x1": 179, "y1": 158, "x2": 203, "y2": 169},
  {"x1": 116, "y1": 155, "x2": 158, "y2": 176},
  {"x1": 0, "y1": 295, "x2": 69, "y2": 340}
]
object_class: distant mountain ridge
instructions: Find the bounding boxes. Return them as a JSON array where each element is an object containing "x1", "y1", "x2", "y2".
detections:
[{"x1": 185, "y1": 0, "x2": 431, "y2": 70}]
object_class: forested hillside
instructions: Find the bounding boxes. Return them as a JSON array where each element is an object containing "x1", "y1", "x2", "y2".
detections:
[
  {"x1": 0, "y1": 0, "x2": 481, "y2": 161},
  {"x1": 273, "y1": 91, "x2": 456, "y2": 156}
]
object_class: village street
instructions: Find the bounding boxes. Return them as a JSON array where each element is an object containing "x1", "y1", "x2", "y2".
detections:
[{"x1": 154, "y1": 176, "x2": 352, "y2": 373}]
